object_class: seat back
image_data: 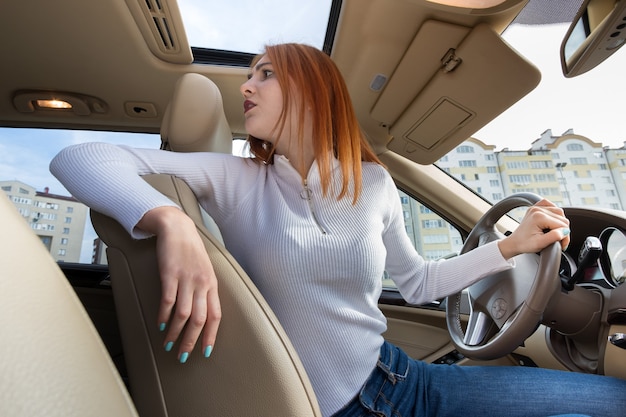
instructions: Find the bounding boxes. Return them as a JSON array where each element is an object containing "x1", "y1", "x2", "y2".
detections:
[
  {"x1": 90, "y1": 74, "x2": 321, "y2": 417},
  {"x1": 160, "y1": 72, "x2": 232, "y2": 154},
  {"x1": 0, "y1": 193, "x2": 138, "y2": 417}
]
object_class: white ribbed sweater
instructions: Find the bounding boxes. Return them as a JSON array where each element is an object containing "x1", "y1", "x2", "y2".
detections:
[{"x1": 50, "y1": 143, "x2": 512, "y2": 416}]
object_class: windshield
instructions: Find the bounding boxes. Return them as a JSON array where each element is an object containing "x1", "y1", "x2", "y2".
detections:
[{"x1": 434, "y1": 22, "x2": 626, "y2": 211}]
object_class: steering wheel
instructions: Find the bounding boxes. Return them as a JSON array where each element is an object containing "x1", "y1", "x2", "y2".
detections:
[{"x1": 446, "y1": 193, "x2": 561, "y2": 360}]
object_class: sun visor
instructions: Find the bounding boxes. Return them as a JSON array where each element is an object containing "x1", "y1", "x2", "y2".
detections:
[{"x1": 381, "y1": 21, "x2": 540, "y2": 165}]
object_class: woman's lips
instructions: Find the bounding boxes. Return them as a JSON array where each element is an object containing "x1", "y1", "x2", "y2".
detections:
[{"x1": 243, "y1": 100, "x2": 256, "y2": 113}]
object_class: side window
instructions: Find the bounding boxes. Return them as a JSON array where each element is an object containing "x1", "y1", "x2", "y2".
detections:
[{"x1": 383, "y1": 189, "x2": 464, "y2": 290}]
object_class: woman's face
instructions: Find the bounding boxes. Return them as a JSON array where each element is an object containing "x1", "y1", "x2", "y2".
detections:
[{"x1": 240, "y1": 54, "x2": 285, "y2": 145}]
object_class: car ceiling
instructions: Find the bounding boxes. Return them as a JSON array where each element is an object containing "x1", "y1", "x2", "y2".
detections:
[{"x1": 0, "y1": 0, "x2": 583, "y2": 164}]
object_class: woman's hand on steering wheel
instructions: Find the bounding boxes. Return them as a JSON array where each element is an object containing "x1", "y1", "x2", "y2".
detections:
[{"x1": 498, "y1": 199, "x2": 570, "y2": 260}]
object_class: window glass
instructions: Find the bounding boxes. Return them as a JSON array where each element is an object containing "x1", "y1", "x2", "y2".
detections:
[
  {"x1": 0, "y1": 128, "x2": 160, "y2": 264},
  {"x1": 178, "y1": 0, "x2": 333, "y2": 54},
  {"x1": 383, "y1": 189, "x2": 463, "y2": 290},
  {"x1": 0, "y1": 128, "x2": 249, "y2": 265}
]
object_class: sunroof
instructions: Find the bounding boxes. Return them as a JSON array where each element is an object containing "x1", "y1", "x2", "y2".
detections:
[{"x1": 177, "y1": 0, "x2": 335, "y2": 56}]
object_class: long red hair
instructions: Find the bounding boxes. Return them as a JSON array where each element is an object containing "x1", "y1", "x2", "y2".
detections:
[{"x1": 246, "y1": 43, "x2": 383, "y2": 204}]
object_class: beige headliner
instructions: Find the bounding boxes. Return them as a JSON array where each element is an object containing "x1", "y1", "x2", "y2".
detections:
[{"x1": 0, "y1": 0, "x2": 535, "y2": 231}]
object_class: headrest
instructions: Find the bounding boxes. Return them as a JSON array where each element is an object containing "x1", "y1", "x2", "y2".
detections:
[{"x1": 161, "y1": 73, "x2": 232, "y2": 153}]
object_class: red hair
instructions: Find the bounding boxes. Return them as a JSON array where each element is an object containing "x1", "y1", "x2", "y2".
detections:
[{"x1": 247, "y1": 43, "x2": 383, "y2": 204}]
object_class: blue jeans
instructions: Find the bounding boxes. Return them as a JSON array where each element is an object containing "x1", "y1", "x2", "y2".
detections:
[{"x1": 333, "y1": 341, "x2": 626, "y2": 417}]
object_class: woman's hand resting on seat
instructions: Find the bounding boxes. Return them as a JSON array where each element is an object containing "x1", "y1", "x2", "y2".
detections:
[
  {"x1": 138, "y1": 206, "x2": 221, "y2": 363},
  {"x1": 497, "y1": 199, "x2": 571, "y2": 260}
]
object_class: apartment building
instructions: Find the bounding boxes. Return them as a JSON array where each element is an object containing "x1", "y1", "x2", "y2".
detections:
[
  {"x1": 401, "y1": 129, "x2": 626, "y2": 259},
  {"x1": 1, "y1": 180, "x2": 87, "y2": 262}
]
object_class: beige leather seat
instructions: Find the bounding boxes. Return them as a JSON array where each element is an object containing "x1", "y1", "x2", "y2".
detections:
[
  {"x1": 0, "y1": 193, "x2": 138, "y2": 417},
  {"x1": 90, "y1": 73, "x2": 322, "y2": 417}
]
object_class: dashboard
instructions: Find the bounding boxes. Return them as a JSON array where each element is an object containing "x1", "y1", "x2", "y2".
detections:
[{"x1": 560, "y1": 207, "x2": 626, "y2": 290}]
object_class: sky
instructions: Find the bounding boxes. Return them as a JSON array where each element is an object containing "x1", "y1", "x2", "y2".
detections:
[
  {"x1": 1, "y1": 4, "x2": 626, "y2": 261},
  {"x1": 475, "y1": 23, "x2": 626, "y2": 150}
]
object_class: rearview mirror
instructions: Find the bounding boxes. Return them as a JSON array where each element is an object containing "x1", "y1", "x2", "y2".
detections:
[{"x1": 560, "y1": 0, "x2": 626, "y2": 77}]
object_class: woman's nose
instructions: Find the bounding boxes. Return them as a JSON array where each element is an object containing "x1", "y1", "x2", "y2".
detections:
[{"x1": 240, "y1": 79, "x2": 253, "y2": 97}]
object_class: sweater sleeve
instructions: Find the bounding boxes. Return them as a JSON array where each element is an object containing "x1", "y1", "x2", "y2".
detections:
[
  {"x1": 49, "y1": 142, "x2": 256, "y2": 239},
  {"x1": 382, "y1": 180, "x2": 513, "y2": 305}
]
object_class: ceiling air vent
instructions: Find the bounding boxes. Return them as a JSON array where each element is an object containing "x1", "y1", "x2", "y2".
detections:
[
  {"x1": 126, "y1": 0, "x2": 193, "y2": 64},
  {"x1": 144, "y1": 0, "x2": 176, "y2": 51}
]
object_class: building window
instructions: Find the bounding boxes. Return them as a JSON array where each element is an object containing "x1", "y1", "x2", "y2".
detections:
[
  {"x1": 423, "y1": 234, "x2": 449, "y2": 244},
  {"x1": 39, "y1": 236, "x2": 52, "y2": 250},
  {"x1": 485, "y1": 154, "x2": 495, "y2": 161},
  {"x1": 61, "y1": 238, "x2": 69, "y2": 245},
  {"x1": 459, "y1": 160, "x2": 477, "y2": 167},
  {"x1": 63, "y1": 227, "x2": 70, "y2": 234},
  {"x1": 11, "y1": 196, "x2": 32, "y2": 205},
  {"x1": 64, "y1": 217, "x2": 72, "y2": 224},
  {"x1": 1, "y1": 185, "x2": 10, "y2": 192},
  {"x1": 58, "y1": 249, "x2": 66, "y2": 256},
  {"x1": 530, "y1": 160, "x2": 552, "y2": 169},
  {"x1": 487, "y1": 167, "x2": 497, "y2": 174},
  {"x1": 533, "y1": 174, "x2": 556, "y2": 182},
  {"x1": 509, "y1": 174, "x2": 532, "y2": 184},
  {"x1": 67, "y1": 206, "x2": 74, "y2": 213},
  {"x1": 422, "y1": 219, "x2": 445, "y2": 229},
  {"x1": 578, "y1": 184, "x2": 596, "y2": 191},
  {"x1": 489, "y1": 179, "x2": 500, "y2": 187},
  {"x1": 457, "y1": 145, "x2": 474, "y2": 153},
  {"x1": 567, "y1": 143, "x2": 584, "y2": 151},
  {"x1": 570, "y1": 157, "x2": 588, "y2": 165},
  {"x1": 506, "y1": 161, "x2": 529, "y2": 169}
]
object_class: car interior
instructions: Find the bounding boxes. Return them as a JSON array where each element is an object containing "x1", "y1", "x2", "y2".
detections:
[{"x1": 2, "y1": 0, "x2": 626, "y2": 415}]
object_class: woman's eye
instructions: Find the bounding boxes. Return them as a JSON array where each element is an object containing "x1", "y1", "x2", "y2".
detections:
[{"x1": 262, "y1": 69, "x2": 274, "y2": 79}]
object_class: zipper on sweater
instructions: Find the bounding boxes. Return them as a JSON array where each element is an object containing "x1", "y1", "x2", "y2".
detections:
[{"x1": 301, "y1": 179, "x2": 327, "y2": 235}]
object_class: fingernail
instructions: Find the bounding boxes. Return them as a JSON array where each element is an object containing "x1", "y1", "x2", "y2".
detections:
[
  {"x1": 204, "y1": 345, "x2": 213, "y2": 358},
  {"x1": 179, "y1": 352, "x2": 189, "y2": 364},
  {"x1": 562, "y1": 228, "x2": 571, "y2": 236},
  {"x1": 159, "y1": 322, "x2": 166, "y2": 332},
  {"x1": 165, "y1": 341, "x2": 174, "y2": 352}
]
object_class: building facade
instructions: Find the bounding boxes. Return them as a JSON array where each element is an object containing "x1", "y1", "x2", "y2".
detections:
[
  {"x1": 400, "y1": 130, "x2": 626, "y2": 261},
  {"x1": 1, "y1": 180, "x2": 88, "y2": 263},
  {"x1": 436, "y1": 130, "x2": 626, "y2": 211}
]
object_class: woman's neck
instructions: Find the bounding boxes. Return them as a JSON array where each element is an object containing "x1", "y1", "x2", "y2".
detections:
[{"x1": 276, "y1": 136, "x2": 315, "y2": 179}]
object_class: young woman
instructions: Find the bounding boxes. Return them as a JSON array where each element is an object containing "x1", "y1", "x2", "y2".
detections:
[{"x1": 50, "y1": 43, "x2": 625, "y2": 417}]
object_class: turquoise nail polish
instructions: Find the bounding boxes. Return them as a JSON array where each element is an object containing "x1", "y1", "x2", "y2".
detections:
[
  {"x1": 179, "y1": 352, "x2": 189, "y2": 364},
  {"x1": 562, "y1": 228, "x2": 571, "y2": 236},
  {"x1": 165, "y1": 341, "x2": 174, "y2": 352},
  {"x1": 159, "y1": 322, "x2": 166, "y2": 332},
  {"x1": 204, "y1": 345, "x2": 213, "y2": 358}
]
